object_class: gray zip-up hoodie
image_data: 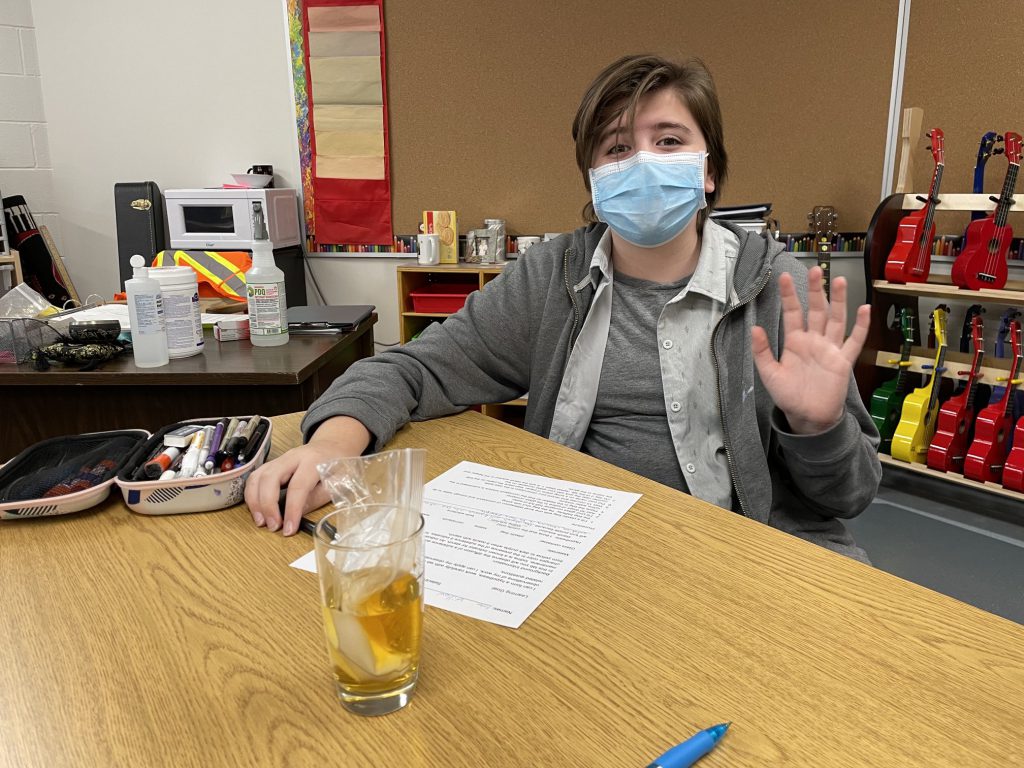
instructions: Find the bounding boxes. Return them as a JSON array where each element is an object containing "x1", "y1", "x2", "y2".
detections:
[{"x1": 303, "y1": 221, "x2": 882, "y2": 562}]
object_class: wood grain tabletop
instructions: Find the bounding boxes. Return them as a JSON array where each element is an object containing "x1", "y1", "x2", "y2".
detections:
[{"x1": 1, "y1": 410, "x2": 1022, "y2": 767}]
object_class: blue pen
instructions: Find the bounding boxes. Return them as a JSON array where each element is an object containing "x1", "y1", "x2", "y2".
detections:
[{"x1": 646, "y1": 723, "x2": 730, "y2": 768}]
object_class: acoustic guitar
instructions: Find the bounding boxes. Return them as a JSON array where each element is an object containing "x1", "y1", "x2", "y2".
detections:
[
  {"x1": 884, "y1": 128, "x2": 945, "y2": 284},
  {"x1": 952, "y1": 131, "x2": 1021, "y2": 290},
  {"x1": 891, "y1": 307, "x2": 948, "y2": 464},
  {"x1": 808, "y1": 205, "x2": 836, "y2": 300},
  {"x1": 927, "y1": 314, "x2": 987, "y2": 473},
  {"x1": 869, "y1": 307, "x2": 917, "y2": 453},
  {"x1": 964, "y1": 321, "x2": 1023, "y2": 484},
  {"x1": 970, "y1": 131, "x2": 1001, "y2": 221}
]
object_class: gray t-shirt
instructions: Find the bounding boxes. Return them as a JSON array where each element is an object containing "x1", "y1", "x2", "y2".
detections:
[{"x1": 581, "y1": 272, "x2": 690, "y2": 491}]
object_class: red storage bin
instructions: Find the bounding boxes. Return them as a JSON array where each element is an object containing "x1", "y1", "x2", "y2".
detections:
[{"x1": 409, "y1": 282, "x2": 477, "y2": 313}]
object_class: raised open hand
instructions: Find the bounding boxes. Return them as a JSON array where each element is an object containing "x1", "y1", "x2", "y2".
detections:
[{"x1": 751, "y1": 266, "x2": 870, "y2": 435}]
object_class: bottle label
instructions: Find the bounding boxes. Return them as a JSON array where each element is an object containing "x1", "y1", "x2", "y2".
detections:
[
  {"x1": 247, "y1": 282, "x2": 287, "y2": 334},
  {"x1": 133, "y1": 293, "x2": 165, "y2": 335}
]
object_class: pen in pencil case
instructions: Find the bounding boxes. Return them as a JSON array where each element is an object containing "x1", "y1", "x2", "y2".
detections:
[{"x1": 238, "y1": 420, "x2": 269, "y2": 464}]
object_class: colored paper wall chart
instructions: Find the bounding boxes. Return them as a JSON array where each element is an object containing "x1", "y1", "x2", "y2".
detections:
[{"x1": 289, "y1": 0, "x2": 393, "y2": 248}]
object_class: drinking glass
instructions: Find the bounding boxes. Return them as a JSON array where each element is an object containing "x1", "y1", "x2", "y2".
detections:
[{"x1": 314, "y1": 505, "x2": 425, "y2": 715}]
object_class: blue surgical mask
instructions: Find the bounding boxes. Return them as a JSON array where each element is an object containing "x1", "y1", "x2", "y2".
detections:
[{"x1": 589, "y1": 151, "x2": 708, "y2": 248}]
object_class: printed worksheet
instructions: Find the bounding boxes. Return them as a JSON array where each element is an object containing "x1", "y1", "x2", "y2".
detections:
[{"x1": 291, "y1": 461, "x2": 641, "y2": 628}]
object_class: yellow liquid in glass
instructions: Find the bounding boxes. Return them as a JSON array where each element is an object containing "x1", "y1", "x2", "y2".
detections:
[{"x1": 321, "y1": 569, "x2": 422, "y2": 696}]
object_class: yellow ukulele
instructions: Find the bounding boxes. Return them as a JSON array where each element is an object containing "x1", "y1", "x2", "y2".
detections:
[{"x1": 892, "y1": 307, "x2": 948, "y2": 463}]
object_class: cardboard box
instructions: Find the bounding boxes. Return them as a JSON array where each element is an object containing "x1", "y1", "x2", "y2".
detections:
[{"x1": 422, "y1": 210, "x2": 458, "y2": 264}]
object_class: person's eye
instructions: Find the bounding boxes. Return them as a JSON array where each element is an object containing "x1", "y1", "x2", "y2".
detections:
[
  {"x1": 657, "y1": 136, "x2": 683, "y2": 147},
  {"x1": 608, "y1": 143, "x2": 630, "y2": 156}
]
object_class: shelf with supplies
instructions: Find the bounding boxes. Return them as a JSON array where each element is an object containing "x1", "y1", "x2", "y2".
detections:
[
  {"x1": 396, "y1": 263, "x2": 525, "y2": 425},
  {"x1": 859, "y1": 191, "x2": 1024, "y2": 504}
]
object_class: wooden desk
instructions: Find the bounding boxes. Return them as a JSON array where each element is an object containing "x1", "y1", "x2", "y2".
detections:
[
  {"x1": 0, "y1": 316, "x2": 375, "y2": 459},
  {"x1": 2, "y1": 411, "x2": 1022, "y2": 767}
]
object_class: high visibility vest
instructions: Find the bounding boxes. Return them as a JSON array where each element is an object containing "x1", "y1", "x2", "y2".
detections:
[{"x1": 152, "y1": 250, "x2": 250, "y2": 302}]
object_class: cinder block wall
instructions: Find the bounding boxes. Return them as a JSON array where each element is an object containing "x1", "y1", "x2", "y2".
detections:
[{"x1": 0, "y1": 0, "x2": 63, "y2": 260}]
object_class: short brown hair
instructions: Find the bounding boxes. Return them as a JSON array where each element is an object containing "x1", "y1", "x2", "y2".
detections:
[{"x1": 572, "y1": 55, "x2": 728, "y2": 231}]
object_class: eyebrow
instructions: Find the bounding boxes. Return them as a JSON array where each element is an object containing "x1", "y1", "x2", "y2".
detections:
[{"x1": 598, "y1": 121, "x2": 694, "y2": 145}]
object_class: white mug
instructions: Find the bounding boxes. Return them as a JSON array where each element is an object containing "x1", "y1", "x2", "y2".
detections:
[{"x1": 416, "y1": 233, "x2": 440, "y2": 265}]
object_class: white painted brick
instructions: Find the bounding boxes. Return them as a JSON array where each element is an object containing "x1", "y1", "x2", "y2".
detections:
[
  {"x1": 30, "y1": 122, "x2": 49, "y2": 166},
  {"x1": 18, "y1": 28, "x2": 37, "y2": 75},
  {"x1": 0, "y1": 74, "x2": 44, "y2": 121},
  {"x1": 0, "y1": 167, "x2": 55, "y2": 211},
  {"x1": 0, "y1": 26, "x2": 22, "y2": 73},
  {"x1": 0, "y1": 121, "x2": 33, "y2": 166},
  {"x1": 0, "y1": 0, "x2": 33, "y2": 27}
]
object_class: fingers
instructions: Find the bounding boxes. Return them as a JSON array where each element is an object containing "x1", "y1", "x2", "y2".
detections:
[
  {"x1": 281, "y1": 463, "x2": 329, "y2": 537},
  {"x1": 778, "y1": 271, "x2": 806, "y2": 339},
  {"x1": 825, "y1": 276, "x2": 848, "y2": 346},
  {"x1": 842, "y1": 304, "x2": 872, "y2": 365},
  {"x1": 244, "y1": 451, "x2": 300, "y2": 531},
  {"x1": 806, "y1": 266, "x2": 828, "y2": 335},
  {"x1": 750, "y1": 325, "x2": 779, "y2": 381}
]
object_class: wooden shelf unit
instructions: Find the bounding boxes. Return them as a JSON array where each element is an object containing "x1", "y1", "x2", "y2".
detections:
[
  {"x1": 396, "y1": 262, "x2": 526, "y2": 424},
  {"x1": 859, "y1": 193, "x2": 1024, "y2": 504}
]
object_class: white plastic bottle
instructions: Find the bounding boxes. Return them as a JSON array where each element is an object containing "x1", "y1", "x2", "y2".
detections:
[
  {"x1": 125, "y1": 254, "x2": 169, "y2": 367},
  {"x1": 245, "y1": 201, "x2": 289, "y2": 347}
]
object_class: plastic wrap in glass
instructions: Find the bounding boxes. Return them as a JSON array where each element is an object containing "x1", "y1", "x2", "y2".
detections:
[{"x1": 317, "y1": 447, "x2": 425, "y2": 547}]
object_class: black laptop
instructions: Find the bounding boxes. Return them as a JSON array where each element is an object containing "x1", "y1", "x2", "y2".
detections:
[{"x1": 287, "y1": 305, "x2": 374, "y2": 332}]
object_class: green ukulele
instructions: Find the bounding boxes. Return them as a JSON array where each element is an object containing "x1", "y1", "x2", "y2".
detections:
[{"x1": 870, "y1": 307, "x2": 917, "y2": 453}]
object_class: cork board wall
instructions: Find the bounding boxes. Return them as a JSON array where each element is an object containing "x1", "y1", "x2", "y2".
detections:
[
  {"x1": 900, "y1": 1, "x2": 1024, "y2": 236},
  {"x1": 380, "y1": 0, "x2": 898, "y2": 237}
]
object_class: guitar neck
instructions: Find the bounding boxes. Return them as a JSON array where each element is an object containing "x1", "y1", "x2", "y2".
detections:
[
  {"x1": 994, "y1": 163, "x2": 1020, "y2": 228},
  {"x1": 920, "y1": 163, "x2": 944, "y2": 235},
  {"x1": 964, "y1": 351, "x2": 985, "y2": 410},
  {"x1": 926, "y1": 346, "x2": 947, "y2": 411},
  {"x1": 893, "y1": 341, "x2": 914, "y2": 392},
  {"x1": 1003, "y1": 356, "x2": 1023, "y2": 417}
]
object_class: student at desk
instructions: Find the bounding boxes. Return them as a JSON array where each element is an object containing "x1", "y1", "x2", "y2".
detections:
[{"x1": 246, "y1": 54, "x2": 881, "y2": 561}]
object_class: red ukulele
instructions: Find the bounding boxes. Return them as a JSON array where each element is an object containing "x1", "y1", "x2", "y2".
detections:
[
  {"x1": 952, "y1": 131, "x2": 1021, "y2": 290},
  {"x1": 927, "y1": 314, "x2": 986, "y2": 473},
  {"x1": 884, "y1": 128, "x2": 945, "y2": 284},
  {"x1": 964, "y1": 321, "x2": 1023, "y2": 483},
  {"x1": 1002, "y1": 418, "x2": 1024, "y2": 491}
]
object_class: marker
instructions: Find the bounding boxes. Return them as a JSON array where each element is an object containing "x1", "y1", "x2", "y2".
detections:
[
  {"x1": 204, "y1": 420, "x2": 226, "y2": 471},
  {"x1": 144, "y1": 446, "x2": 181, "y2": 479},
  {"x1": 193, "y1": 426, "x2": 216, "y2": 477},
  {"x1": 221, "y1": 419, "x2": 249, "y2": 466},
  {"x1": 215, "y1": 417, "x2": 241, "y2": 466},
  {"x1": 232, "y1": 416, "x2": 262, "y2": 462},
  {"x1": 179, "y1": 428, "x2": 207, "y2": 479},
  {"x1": 646, "y1": 724, "x2": 730, "y2": 768},
  {"x1": 238, "y1": 420, "x2": 268, "y2": 464},
  {"x1": 132, "y1": 442, "x2": 165, "y2": 480}
]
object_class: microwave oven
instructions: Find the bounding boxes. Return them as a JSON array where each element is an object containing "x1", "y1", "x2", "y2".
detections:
[{"x1": 164, "y1": 188, "x2": 301, "y2": 250}]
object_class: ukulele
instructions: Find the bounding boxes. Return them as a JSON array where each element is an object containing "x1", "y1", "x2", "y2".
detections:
[
  {"x1": 808, "y1": 205, "x2": 836, "y2": 299},
  {"x1": 970, "y1": 131, "x2": 1001, "y2": 221},
  {"x1": 884, "y1": 128, "x2": 945, "y2": 284},
  {"x1": 952, "y1": 131, "x2": 1021, "y2": 290},
  {"x1": 926, "y1": 314, "x2": 987, "y2": 473},
  {"x1": 1001, "y1": 417, "x2": 1024, "y2": 491},
  {"x1": 869, "y1": 308, "x2": 917, "y2": 453},
  {"x1": 892, "y1": 306, "x2": 948, "y2": 464},
  {"x1": 965, "y1": 321, "x2": 1023, "y2": 483}
]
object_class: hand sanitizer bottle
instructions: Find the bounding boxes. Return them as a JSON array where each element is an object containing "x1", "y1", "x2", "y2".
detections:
[
  {"x1": 245, "y1": 201, "x2": 289, "y2": 347},
  {"x1": 125, "y1": 254, "x2": 169, "y2": 367}
]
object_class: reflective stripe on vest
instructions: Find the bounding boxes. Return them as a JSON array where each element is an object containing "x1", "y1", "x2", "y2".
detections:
[{"x1": 154, "y1": 250, "x2": 248, "y2": 299}]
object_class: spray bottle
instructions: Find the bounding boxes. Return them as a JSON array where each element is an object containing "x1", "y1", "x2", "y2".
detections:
[
  {"x1": 125, "y1": 254, "x2": 169, "y2": 367},
  {"x1": 245, "y1": 201, "x2": 289, "y2": 347}
]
